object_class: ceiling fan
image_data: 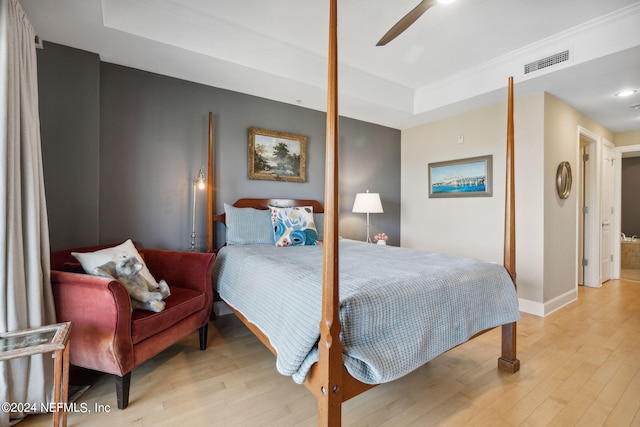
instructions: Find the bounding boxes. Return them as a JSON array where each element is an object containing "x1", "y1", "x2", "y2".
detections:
[{"x1": 377, "y1": 0, "x2": 456, "y2": 46}]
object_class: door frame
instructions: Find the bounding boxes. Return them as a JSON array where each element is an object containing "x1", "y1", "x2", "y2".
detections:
[
  {"x1": 577, "y1": 126, "x2": 602, "y2": 288},
  {"x1": 613, "y1": 143, "x2": 640, "y2": 279}
]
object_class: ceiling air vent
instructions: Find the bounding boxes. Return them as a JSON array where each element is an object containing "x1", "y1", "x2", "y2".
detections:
[{"x1": 524, "y1": 50, "x2": 570, "y2": 74}]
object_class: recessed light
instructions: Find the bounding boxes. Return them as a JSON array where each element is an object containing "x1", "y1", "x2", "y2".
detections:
[{"x1": 615, "y1": 89, "x2": 637, "y2": 97}]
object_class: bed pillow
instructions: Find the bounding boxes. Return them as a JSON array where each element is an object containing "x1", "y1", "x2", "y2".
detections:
[
  {"x1": 269, "y1": 205, "x2": 319, "y2": 247},
  {"x1": 224, "y1": 203, "x2": 274, "y2": 245},
  {"x1": 71, "y1": 239, "x2": 160, "y2": 288}
]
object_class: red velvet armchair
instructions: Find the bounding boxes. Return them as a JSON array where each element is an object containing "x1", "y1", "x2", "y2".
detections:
[{"x1": 50, "y1": 243, "x2": 215, "y2": 409}]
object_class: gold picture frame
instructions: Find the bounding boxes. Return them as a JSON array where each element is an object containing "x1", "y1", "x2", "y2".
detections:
[{"x1": 248, "y1": 127, "x2": 307, "y2": 183}]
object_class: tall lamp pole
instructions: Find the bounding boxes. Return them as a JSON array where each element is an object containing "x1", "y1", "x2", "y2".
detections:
[{"x1": 191, "y1": 167, "x2": 206, "y2": 251}]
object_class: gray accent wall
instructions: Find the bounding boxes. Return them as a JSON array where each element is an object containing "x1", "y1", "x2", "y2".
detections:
[
  {"x1": 38, "y1": 42, "x2": 401, "y2": 251},
  {"x1": 622, "y1": 157, "x2": 640, "y2": 236},
  {"x1": 37, "y1": 42, "x2": 100, "y2": 250}
]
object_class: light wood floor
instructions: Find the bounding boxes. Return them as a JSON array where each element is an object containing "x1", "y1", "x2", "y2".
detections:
[{"x1": 20, "y1": 280, "x2": 640, "y2": 426}]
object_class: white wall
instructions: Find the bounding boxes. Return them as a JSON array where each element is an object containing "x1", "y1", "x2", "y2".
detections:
[
  {"x1": 401, "y1": 91, "x2": 615, "y2": 316},
  {"x1": 542, "y1": 94, "x2": 613, "y2": 305},
  {"x1": 615, "y1": 130, "x2": 640, "y2": 147},
  {"x1": 401, "y1": 93, "x2": 545, "y2": 304}
]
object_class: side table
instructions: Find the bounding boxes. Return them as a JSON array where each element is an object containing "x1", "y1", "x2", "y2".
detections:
[{"x1": 0, "y1": 322, "x2": 72, "y2": 427}]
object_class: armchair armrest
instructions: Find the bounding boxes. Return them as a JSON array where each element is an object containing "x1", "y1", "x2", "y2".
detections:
[
  {"x1": 51, "y1": 271, "x2": 135, "y2": 376},
  {"x1": 140, "y1": 250, "x2": 215, "y2": 294}
]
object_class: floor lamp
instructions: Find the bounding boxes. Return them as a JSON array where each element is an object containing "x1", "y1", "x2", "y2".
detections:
[
  {"x1": 191, "y1": 167, "x2": 206, "y2": 251},
  {"x1": 352, "y1": 190, "x2": 383, "y2": 243}
]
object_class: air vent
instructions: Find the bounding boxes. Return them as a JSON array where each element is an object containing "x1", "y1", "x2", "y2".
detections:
[{"x1": 524, "y1": 50, "x2": 570, "y2": 74}]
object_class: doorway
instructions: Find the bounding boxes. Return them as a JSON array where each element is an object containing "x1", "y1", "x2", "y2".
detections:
[
  {"x1": 615, "y1": 144, "x2": 640, "y2": 282},
  {"x1": 578, "y1": 128, "x2": 599, "y2": 287},
  {"x1": 577, "y1": 127, "x2": 611, "y2": 288}
]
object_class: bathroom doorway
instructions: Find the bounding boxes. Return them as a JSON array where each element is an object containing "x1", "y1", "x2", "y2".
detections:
[{"x1": 617, "y1": 144, "x2": 640, "y2": 282}]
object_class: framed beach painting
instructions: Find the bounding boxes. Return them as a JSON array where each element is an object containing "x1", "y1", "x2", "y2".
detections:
[
  {"x1": 248, "y1": 127, "x2": 307, "y2": 183},
  {"x1": 428, "y1": 155, "x2": 493, "y2": 198}
]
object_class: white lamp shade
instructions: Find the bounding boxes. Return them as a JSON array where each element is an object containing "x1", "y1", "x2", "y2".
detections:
[{"x1": 352, "y1": 192, "x2": 383, "y2": 213}]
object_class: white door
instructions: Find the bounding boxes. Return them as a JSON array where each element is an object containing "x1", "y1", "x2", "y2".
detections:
[{"x1": 601, "y1": 142, "x2": 615, "y2": 283}]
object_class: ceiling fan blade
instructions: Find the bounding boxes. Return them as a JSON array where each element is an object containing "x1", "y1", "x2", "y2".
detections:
[{"x1": 376, "y1": 0, "x2": 438, "y2": 46}]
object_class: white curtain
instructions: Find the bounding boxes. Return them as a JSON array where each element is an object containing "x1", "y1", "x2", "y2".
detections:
[{"x1": 0, "y1": 0, "x2": 56, "y2": 426}]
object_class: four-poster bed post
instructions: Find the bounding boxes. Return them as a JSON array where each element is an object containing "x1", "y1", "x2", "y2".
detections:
[
  {"x1": 317, "y1": 0, "x2": 343, "y2": 423},
  {"x1": 205, "y1": 1, "x2": 519, "y2": 424},
  {"x1": 206, "y1": 112, "x2": 215, "y2": 253},
  {"x1": 499, "y1": 77, "x2": 519, "y2": 373}
]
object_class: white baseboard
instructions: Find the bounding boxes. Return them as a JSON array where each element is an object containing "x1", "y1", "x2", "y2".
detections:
[
  {"x1": 213, "y1": 301, "x2": 233, "y2": 317},
  {"x1": 518, "y1": 288, "x2": 578, "y2": 317},
  {"x1": 517, "y1": 298, "x2": 545, "y2": 317}
]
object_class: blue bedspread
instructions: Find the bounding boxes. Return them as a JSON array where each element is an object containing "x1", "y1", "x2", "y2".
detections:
[{"x1": 212, "y1": 239, "x2": 520, "y2": 384}]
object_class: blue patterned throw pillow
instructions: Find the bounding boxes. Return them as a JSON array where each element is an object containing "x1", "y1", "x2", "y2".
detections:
[{"x1": 269, "y1": 205, "x2": 319, "y2": 247}]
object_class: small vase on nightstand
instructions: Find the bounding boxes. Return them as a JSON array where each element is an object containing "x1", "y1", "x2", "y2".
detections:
[{"x1": 374, "y1": 232, "x2": 388, "y2": 245}]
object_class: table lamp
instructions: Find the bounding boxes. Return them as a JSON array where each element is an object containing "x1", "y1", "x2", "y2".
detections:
[{"x1": 352, "y1": 190, "x2": 383, "y2": 243}]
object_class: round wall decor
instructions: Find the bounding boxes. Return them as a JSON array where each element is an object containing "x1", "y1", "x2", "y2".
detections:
[{"x1": 556, "y1": 161, "x2": 572, "y2": 199}]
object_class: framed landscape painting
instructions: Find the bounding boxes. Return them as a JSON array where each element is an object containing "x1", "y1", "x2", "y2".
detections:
[
  {"x1": 428, "y1": 155, "x2": 493, "y2": 198},
  {"x1": 248, "y1": 127, "x2": 307, "y2": 183}
]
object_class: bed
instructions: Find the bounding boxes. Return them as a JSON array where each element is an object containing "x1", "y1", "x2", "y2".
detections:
[
  {"x1": 213, "y1": 221, "x2": 520, "y2": 385},
  {"x1": 205, "y1": 2, "x2": 520, "y2": 425}
]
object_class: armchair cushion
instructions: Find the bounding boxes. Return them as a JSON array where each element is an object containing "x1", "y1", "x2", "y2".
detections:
[{"x1": 130, "y1": 287, "x2": 205, "y2": 344}]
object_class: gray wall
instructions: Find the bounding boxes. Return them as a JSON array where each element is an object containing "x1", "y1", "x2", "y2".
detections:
[
  {"x1": 37, "y1": 42, "x2": 100, "y2": 250},
  {"x1": 38, "y1": 42, "x2": 401, "y2": 251},
  {"x1": 622, "y1": 157, "x2": 640, "y2": 236}
]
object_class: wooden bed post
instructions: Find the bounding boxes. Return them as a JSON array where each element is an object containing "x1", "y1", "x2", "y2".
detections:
[
  {"x1": 206, "y1": 112, "x2": 215, "y2": 253},
  {"x1": 499, "y1": 76, "x2": 520, "y2": 373},
  {"x1": 317, "y1": 0, "x2": 343, "y2": 425},
  {"x1": 206, "y1": 10, "x2": 520, "y2": 425}
]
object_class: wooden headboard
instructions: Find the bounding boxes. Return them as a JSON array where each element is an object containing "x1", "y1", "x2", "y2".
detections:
[{"x1": 212, "y1": 198, "x2": 324, "y2": 226}]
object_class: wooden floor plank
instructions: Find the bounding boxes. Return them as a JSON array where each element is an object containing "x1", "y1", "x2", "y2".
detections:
[
  {"x1": 18, "y1": 280, "x2": 640, "y2": 427},
  {"x1": 604, "y1": 362, "x2": 640, "y2": 426}
]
